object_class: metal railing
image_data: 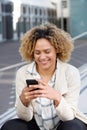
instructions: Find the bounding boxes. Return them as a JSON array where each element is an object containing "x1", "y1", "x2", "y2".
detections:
[{"x1": 73, "y1": 31, "x2": 87, "y2": 40}]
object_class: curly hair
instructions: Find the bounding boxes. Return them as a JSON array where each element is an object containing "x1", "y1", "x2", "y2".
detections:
[{"x1": 19, "y1": 22, "x2": 74, "y2": 62}]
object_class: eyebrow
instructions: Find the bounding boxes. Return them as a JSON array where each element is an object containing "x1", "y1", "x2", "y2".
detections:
[
  {"x1": 34, "y1": 48, "x2": 51, "y2": 52},
  {"x1": 34, "y1": 47, "x2": 51, "y2": 51}
]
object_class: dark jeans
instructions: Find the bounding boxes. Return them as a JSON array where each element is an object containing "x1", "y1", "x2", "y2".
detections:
[
  {"x1": 1, "y1": 118, "x2": 87, "y2": 130},
  {"x1": 57, "y1": 118, "x2": 87, "y2": 130}
]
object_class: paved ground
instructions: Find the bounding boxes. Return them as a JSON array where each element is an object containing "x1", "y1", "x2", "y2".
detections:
[
  {"x1": 0, "y1": 39, "x2": 87, "y2": 68},
  {"x1": 0, "y1": 40, "x2": 21, "y2": 68},
  {"x1": 70, "y1": 39, "x2": 87, "y2": 67}
]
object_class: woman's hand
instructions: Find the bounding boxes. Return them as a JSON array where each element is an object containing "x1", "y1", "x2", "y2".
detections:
[
  {"x1": 19, "y1": 85, "x2": 40, "y2": 107},
  {"x1": 20, "y1": 79, "x2": 62, "y2": 107},
  {"x1": 31, "y1": 79, "x2": 62, "y2": 106}
]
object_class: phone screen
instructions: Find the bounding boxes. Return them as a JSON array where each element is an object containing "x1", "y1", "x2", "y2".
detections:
[
  {"x1": 26, "y1": 79, "x2": 39, "y2": 91},
  {"x1": 26, "y1": 79, "x2": 38, "y2": 86}
]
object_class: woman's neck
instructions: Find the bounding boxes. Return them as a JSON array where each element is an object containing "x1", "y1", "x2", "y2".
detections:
[{"x1": 36, "y1": 64, "x2": 56, "y2": 82}]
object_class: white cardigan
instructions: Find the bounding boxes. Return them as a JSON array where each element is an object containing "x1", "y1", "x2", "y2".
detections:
[{"x1": 15, "y1": 59, "x2": 87, "y2": 124}]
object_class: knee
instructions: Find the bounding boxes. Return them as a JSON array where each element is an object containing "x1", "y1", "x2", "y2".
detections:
[
  {"x1": 1, "y1": 119, "x2": 28, "y2": 130},
  {"x1": 1, "y1": 120, "x2": 13, "y2": 130},
  {"x1": 57, "y1": 118, "x2": 86, "y2": 130}
]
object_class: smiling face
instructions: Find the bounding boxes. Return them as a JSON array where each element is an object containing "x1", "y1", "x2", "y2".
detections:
[{"x1": 34, "y1": 38, "x2": 57, "y2": 72}]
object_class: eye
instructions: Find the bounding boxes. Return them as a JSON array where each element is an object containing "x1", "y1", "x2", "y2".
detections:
[
  {"x1": 34, "y1": 50, "x2": 40, "y2": 55},
  {"x1": 45, "y1": 49, "x2": 51, "y2": 54}
]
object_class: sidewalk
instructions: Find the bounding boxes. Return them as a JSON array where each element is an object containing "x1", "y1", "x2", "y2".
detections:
[
  {"x1": 0, "y1": 39, "x2": 87, "y2": 69},
  {"x1": 0, "y1": 40, "x2": 21, "y2": 68}
]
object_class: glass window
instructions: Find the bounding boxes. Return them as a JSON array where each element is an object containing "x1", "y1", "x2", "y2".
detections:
[
  {"x1": 35, "y1": 8, "x2": 37, "y2": 15},
  {"x1": 62, "y1": 0, "x2": 67, "y2": 8},
  {"x1": 28, "y1": 7, "x2": 30, "y2": 14},
  {"x1": 40, "y1": 8, "x2": 42, "y2": 15},
  {"x1": 23, "y1": 6, "x2": 26, "y2": 14}
]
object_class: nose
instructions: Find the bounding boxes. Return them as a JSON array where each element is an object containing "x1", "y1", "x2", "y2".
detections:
[{"x1": 39, "y1": 53, "x2": 46, "y2": 60}]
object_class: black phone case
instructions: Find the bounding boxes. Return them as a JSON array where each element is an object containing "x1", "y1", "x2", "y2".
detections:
[{"x1": 26, "y1": 79, "x2": 38, "y2": 86}]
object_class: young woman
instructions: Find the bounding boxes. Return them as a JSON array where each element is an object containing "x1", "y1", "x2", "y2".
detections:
[{"x1": 1, "y1": 23, "x2": 87, "y2": 130}]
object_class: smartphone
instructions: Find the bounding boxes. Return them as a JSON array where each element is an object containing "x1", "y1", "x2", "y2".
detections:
[
  {"x1": 26, "y1": 79, "x2": 38, "y2": 86},
  {"x1": 26, "y1": 79, "x2": 39, "y2": 90}
]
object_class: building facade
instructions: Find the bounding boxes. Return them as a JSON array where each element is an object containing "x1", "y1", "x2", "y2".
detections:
[
  {"x1": 56, "y1": 0, "x2": 70, "y2": 31},
  {"x1": 1, "y1": 0, "x2": 87, "y2": 42},
  {"x1": 69, "y1": 0, "x2": 87, "y2": 38},
  {"x1": 0, "y1": 2, "x2": 2, "y2": 41},
  {"x1": 0, "y1": 0, "x2": 68, "y2": 42},
  {"x1": 0, "y1": 0, "x2": 57, "y2": 42},
  {"x1": 16, "y1": 0, "x2": 57, "y2": 39},
  {"x1": 0, "y1": 0, "x2": 13, "y2": 42}
]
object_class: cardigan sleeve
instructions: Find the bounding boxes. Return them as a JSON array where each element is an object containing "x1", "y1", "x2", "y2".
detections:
[
  {"x1": 55, "y1": 65, "x2": 81, "y2": 121},
  {"x1": 15, "y1": 66, "x2": 33, "y2": 121}
]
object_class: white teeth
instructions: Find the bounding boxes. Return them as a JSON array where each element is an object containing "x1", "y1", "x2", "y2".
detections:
[
  {"x1": 41, "y1": 60, "x2": 48, "y2": 63},
  {"x1": 40, "y1": 59, "x2": 49, "y2": 64},
  {"x1": 41, "y1": 61, "x2": 48, "y2": 64}
]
